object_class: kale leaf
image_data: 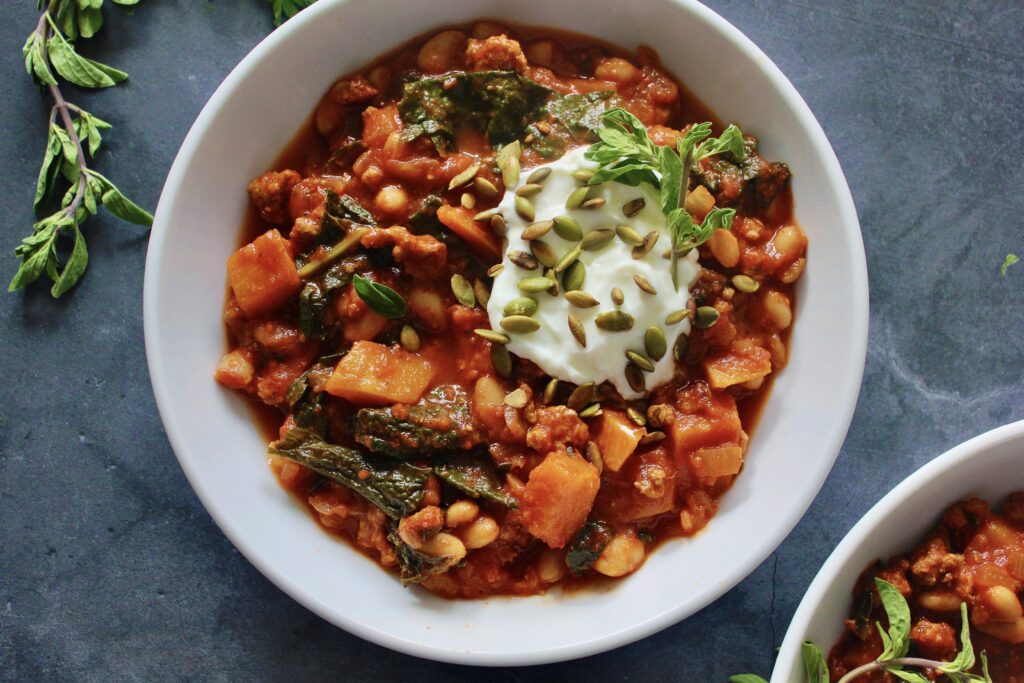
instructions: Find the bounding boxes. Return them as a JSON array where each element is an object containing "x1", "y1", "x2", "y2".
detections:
[
  {"x1": 353, "y1": 384, "x2": 481, "y2": 458},
  {"x1": 387, "y1": 528, "x2": 462, "y2": 586},
  {"x1": 434, "y1": 453, "x2": 518, "y2": 509},
  {"x1": 565, "y1": 520, "x2": 614, "y2": 575}
]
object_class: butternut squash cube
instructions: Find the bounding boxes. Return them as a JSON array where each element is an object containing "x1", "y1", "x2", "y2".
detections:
[
  {"x1": 325, "y1": 340, "x2": 434, "y2": 405},
  {"x1": 691, "y1": 444, "x2": 745, "y2": 479},
  {"x1": 436, "y1": 204, "x2": 502, "y2": 261},
  {"x1": 592, "y1": 409, "x2": 645, "y2": 473},
  {"x1": 227, "y1": 229, "x2": 301, "y2": 316},
  {"x1": 670, "y1": 391, "x2": 741, "y2": 457},
  {"x1": 703, "y1": 341, "x2": 772, "y2": 389},
  {"x1": 521, "y1": 450, "x2": 600, "y2": 548}
]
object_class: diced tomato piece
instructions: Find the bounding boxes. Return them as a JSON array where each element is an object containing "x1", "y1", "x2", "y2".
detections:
[{"x1": 226, "y1": 229, "x2": 301, "y2": 316}]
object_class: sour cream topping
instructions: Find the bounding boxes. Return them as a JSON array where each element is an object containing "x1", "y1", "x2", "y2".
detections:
[{"x1": 487, "y1": 146, "x2": 700, "y2": 399}]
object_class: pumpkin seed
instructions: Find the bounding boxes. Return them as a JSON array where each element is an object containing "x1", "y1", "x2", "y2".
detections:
[
  {"x1": 450, "y1": 274, "x2": 476, "y2": 307},
  {"x1": 521, "y1": 220, "x2": 553, "y2": 240},
  {"x1": 562, "y1": 260, "x2": 586, "y2": 292},
  {"x1": 622, "y1": 197, "x2": 645, "y2": 217},
  {"x1": 473, "y1": 209, "x2": 496, "y2": 222},
  {"x1": 518, "y1": 276, "x2": 556, "y2": 292},
  {"x1": 508, "y1": 250, "x2": 539, "y2": 270},
  {"x1": 516, "y1": 183, "x2": 543, "y2": 198},
  {"x1": 474, "y1": 176, "x2": 499, "y2": 198},
  {"x1": 566, "y1": 382, "x2": 595, "y2": 411},
  {"x1": 673, "y1": 333, "x2": 688, "y2": 361},
  {"x1": 580, "y1": 229, "x2": 615, "y2": 251},
  {"x1": 491, "y1": 343, "x2": 512, "y2": 377},
  {"x1": 611, "y1": 287, "x2": 624, "y2": 306},
  {"x1": 694, "y1": 306, "x2": 720, "y2": 329},
  {"x1": 624, "y1": 363, "x2": 646, "y2": 392},
  {"x1": 626, "y1": 406, "x2": 646, "y2": 427},
  {"x1": 564, "y1": 289, "x2": 598, "y2": 308},
  {"x1": 504, "y1": 388, "x2": 528, "y2": 408},
  {"x1": 662, "y1": 248, "x2": 673, "y2": 259},
  {"x1": 644, "y1": 326, "x2": 667, "y2": 360},
  {"x1": 475, "y1": 328, "x2": 511, "y2": 344},
  {"x1": 565, "y1": 186, "x2": 590, "y2": 209},
  {"x1": 633, "y1": 274, "x2": 657, "y2": 295},
  {"x1": 542, "y1": 378, "x2": 558, "y2": 404},
  {"x1": 497, "y1": 141, "x2": 521, "y2": 188},
  {"x1": 461, "y1": 192, "x2": 475, "y2": 209},
  {"x1": 530, "y1": 240, "x2": 557, "y2": 268},
  {"x1": 638, "y1": 430, "x2": 666, "y2": 446},
  {"x1": 490, "y1": 213, "x2": 507, "y2": 235},
  {"x1": 578, "y1": 403, "x2": 602, "y2": 418},
  {"x1": 581, "y1": 197, "x2": 606, "y2": 209},
  {"x1": 571, "y1": 169, "x2": 595, "y2": 183},
  {"x1": 515, "y1": 196, "x2": 535, "y2": 221},
  {"x1": 448, "y1": 163, "x2": 480, "y2": 190},
  {"x1": 625, "y1": 349, "x2": 655, "y2": 372},
  {"x1": 503, "y1": 296, "x2": 538, "y2": 317},
  {"x1": 632, "y1": 230, "x2": 659, "y2": 259},
  {"x1": 585, "y1": 441, "x2": 603, "y2": 474},
  {"x1": 527, "y1": 167, "x2": 552, "y2": 184},
  {"x1": 544, "y1": 268, "x2": 560, "y2": 295},
  {"x1": 473, "y1": 278, "x2": 490, "y2": 306},
  {"x1": 732, "y1": 274, "x2": 760, "y2": 293},
  {"x1": 665, "y1": 308, "x2": 691, "y2": 325},
  {"x1": 595, "y1": 310, "x2": 635, "y2": 331},
  {"x1": 501, "y1": 315, "x2": 541, "y2": 333},
  {"x1": 400, "y1": 325, "x2": 421, "y2": 351},
  {"x1": 615, "y1": 225, "x2": 644, "y2": 246},
  {"x1": 568, "y1": 314, "x2": 586, "y2": 347},
  {"x1": 487, "y1": 263, "x2": 505, "y2": 278},
  {"x1": 554, "y1": 245, "x2": 581, "y2": 273},
  {"x1": 553, "y1": 215, "x2": 583, "y2": 242}
]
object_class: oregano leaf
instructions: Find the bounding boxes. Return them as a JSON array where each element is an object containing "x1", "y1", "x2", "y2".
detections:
[
  {"x1": 800, "y1": 641, "x2": 830, "y2": 683},
  {"x1": 49, "y1": 222, "x2": 89, "y2": 297},
  {"x1": 874, "y1": 578, "x2": 911, "y2": 660},
  {"x1": 353, "y1": 274, "x2": 406, "y2": 318},
  {"x1": 46, "y1": 31, "x2": 128, "y2": 88}
]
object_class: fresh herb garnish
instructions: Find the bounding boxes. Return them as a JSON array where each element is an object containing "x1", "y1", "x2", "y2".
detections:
[
  {"x1": 11, "y1": 0, "x2": 153, "y2": 298},
  {"x1": 584, "y1": 108, "x2": 742, "y2": 289},
  {"x1": 1000, "y1": 253, "x2": 1019, "y2": 276},
  {"x1": 266, "y1": 0, "x2": 315, "y2": 26},
  {"x1": 352, "y1": 274, "x2": 406, "y2": 319}
]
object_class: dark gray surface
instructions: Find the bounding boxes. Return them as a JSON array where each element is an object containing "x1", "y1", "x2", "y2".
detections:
[{"x1": 2, "y1": 1, "x2": 1022, "y2": 680}]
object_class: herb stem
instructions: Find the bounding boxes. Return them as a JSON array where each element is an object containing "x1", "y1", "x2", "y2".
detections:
[
  {"x1": 835, "y1": 656, "x2": 954, "y2": 683},
  {"x1": 671, "y1": 145, "x2": 694, "y2": 291}
]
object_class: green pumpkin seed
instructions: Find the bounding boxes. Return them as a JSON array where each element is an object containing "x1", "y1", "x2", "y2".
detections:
[
  {"x1": 632, "y1": 230, "x2": 659, "y2": 259},
  {"x1": 521, "y1": 220, "x2": 553, "y2": 240},
  {"x1": 581, "y1": 197, "x2": 605, "y2": 209},
  {"x1": 562, "y1": 258, "x2": 587, "y2": 293},
  {"x1": 530, "y1": 240, "x2": 557, "y2": 268},
  {"x1": 571, "y1": 169, "x2": 595, "y2": 183},
  {"x1": 474, "y1": 176, "x2": 499, "y2": 197},
  {"x1": 624, "y1": 363, "x2": 646, "y2": 393},
  {"x1": 544, "y1": 267, "x2": 560, "y2": 295},
  {"x1": 626, "y1": 406, "x2": 646, "y2": 426},
  {"x1": 503, "y1": 296, "x2": 538, "y2": 317},
  {"x1": 564, "y1": 289, "x2": 598, "y2": 308},
  {"x1": 516, "y1": 183, "x2": 544, "y2": 198},
  {"x1": 504, "y1": 388, "x2": 528, "y2": 408},
  {"x1": 518, "y1": 276, "x2": 557, "y2": 292},
  {"x1": 581, "y1": 229, "x2": 615, "y2": 251},
  {"x1": 473, "y1": 209, "x2": 496, "y2": 222},
  {"x1": 665, "y1": 308, "x2": 691, "y2": 325},
  {"x1": 491, "y1": 343, "x2": 513, "y2": 378},
  {"x1": 622, "y1": 197, "x2": 645, "y2": 217},
  {"x1": 626, "y1": 349, "x2": 655, "y2": 372},
  {"x1": 448, "y1": 164, "x2": 480, "y2": 190},
  {"x1": 554, "y1": 246, "x2": 581, "y2": 273},
  {"x1": 611, "y1": 287, "x2": 624, "y2": 306},
  {"x1": 595, "y1": 310, "x2": 635, "y2": 331},
  {"x1": 568, "y1": 313, "x2": 586, "y2": 347},
  {"x1": 451, "y1": 274, "x2": 476, "y2": 307},
  {"x1": 515, "y1": 196, "x2": 535, "y2": 221},
  {"x1": 475, "y1": 328, "x2": 510, "y2": 344},
  {"x1": 473, "y1": 278, "x2": 490, "y2": 307},
  {"x1": 695, "y1": 306, "x2": 720, "y2": 329},
  {"x1": 732, "y1": 274, "x2": 760, "y2": 293},
  {"x1": 566, "y1": 382, "x2": 595, "y2": 411},
  {"x1": 565, "y1": 186, "x2": 591, "y2": 209},
  {"x1": 527, "y1": 167, "x2": 552, "y2": 184},
  {"x1": 400, "y1": 325, "x2": 421, "y2": 351},
  {"x1": 542, "y1": 378, "x2": 559, "y2": 404},
  {"x1": 501, "y1": 154, "x2": 520, "y2": 189},
  {"x1": 633, "y1": 274, "x2": 657, "y2": 295},
  {"x1": 460, "y1": 192, "x2": 475, "y2": 210},
  {"x1": 673, "y1": 333, "x2": 688, "y2": 361},
  {"x1": 644, "y1": 326, "x2": 667, "y2": 360},
  {"x1": 490, "y1": 213, "x2": 507, "y2": 235},
  {"x1": 585, "y1": 441, "x2": 603, "y2": 474},
  {"x1": 578, "y1": 402, "x2": 602, "y2": 418},
  {"x1": 486, "y1": 263, "x2": 505, "y2": 278},
  {"x1": 496, "y1": 139, "x2": 520, "y2": 166},
  {"x1": 638, "y1": 430, "x2": 666, "y2": 446},
  {"x1": 616, "y1": 225, "x2": 644, "y2": 246},
  {"x1": 553, "y1": 215, "x2": 583, "y2": 242},
  {"x1": 508, "y1": 250, "x2": 539, "y2": 270},
  {"x1": 501, "y1": 315, "x2": 541, "y2": 333}
]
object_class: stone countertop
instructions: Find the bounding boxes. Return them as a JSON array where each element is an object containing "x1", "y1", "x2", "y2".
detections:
[{"x1": 2, "y1": 1, "x2": 1022, "y2": 679}]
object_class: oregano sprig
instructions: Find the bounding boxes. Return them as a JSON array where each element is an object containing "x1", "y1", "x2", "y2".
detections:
[
  {"x1": 584, "y1": 108, "x2": 742, "y2": 289},
  {"x1": 266, "y1": 0, "x2": 316, "y2": 26},
  {"x1": 11, "y1": 0, "x2": 152, "y2": 298}
]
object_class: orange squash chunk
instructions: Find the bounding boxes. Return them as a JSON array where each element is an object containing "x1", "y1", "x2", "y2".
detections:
[
  {"x1": 436, "y1": 204, "x2": 502, "y2": 261},
  {"x1": 227, "y1": 229, "x2": 301, "y2": 316},
  {"x1": 521, "y1": 450, "x2": 600, "y2": 548},
  {"x1": 325, "y1": 341, "x2": 434, "y2": 405},
  {"x1": 702, "y1": 340, "x2": 772, "y2": 389},
  {"x1": 691, "y1": 444, "x2": 745, "y2": 479},
  {"x1": 592, "y1": 409, "x2": 645, "y2": 473},
  {"x1": 670, "y1": 391, "x2": 741, "y2": 457}
]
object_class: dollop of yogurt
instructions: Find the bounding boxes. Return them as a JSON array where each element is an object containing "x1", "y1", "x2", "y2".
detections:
[{"x1": 487, "y1": 146, "x2": 700, "y2": 399}]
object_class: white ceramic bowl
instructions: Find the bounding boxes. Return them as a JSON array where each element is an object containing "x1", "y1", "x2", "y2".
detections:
[
  {"x1": 773, "y1": 421, "x2": 1024, "y2": 682},
  {"x1": 144, "y1": 0, "x2": 867, "y2": 665}
]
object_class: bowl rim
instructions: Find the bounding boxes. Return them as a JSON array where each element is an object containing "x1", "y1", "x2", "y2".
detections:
[
  {"x1": 771, "y1": 419, "x2": 1024, "y2": 682},
  {"x1": 143, "y1": 0, "x2": 869, "y2": 665}
]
